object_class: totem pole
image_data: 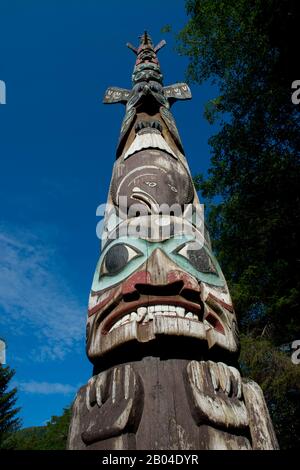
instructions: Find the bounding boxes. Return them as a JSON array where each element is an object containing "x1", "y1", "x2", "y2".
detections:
[{"x1": 67, "y1": 33, "x2": 278, "y2": 450}]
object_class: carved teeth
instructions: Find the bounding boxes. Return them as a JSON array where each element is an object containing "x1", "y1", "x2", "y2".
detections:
[
  {"x1": 120, "y1": 314, "x2": 130, "y2": 325},
  {"x1": 137, "y1": 306, "x2": 147, "y2": 314},
  {"x1": 108, "y1": 305, "x2": 201, "y2": 332},
  {"x1": 146, "y1": 307, "x2": 154, "y2": 320},
  {"x1": 176, "y1": 307, "x2": 185, "y2": 317},
  {"x1": 107, "y1": 310, "x2": 140, "y2": 330},
  {"x1": 130, "y1": 312, "x2": 138, "y2": 321},
  {"x1": 142, "y1": 313, "x2": 149, "y2": 323},
  {"x1": 137, "y1": 307, "x2": 147, "y2": 322},
  {"x1": 110, "y1": 318, "x2": 123, "y2": 331}
]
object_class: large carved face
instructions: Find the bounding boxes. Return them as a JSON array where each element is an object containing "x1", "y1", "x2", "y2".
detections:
[
  {"x1": 86, "y1": 215, "x2": 239, "y2": 362},
  {"x1": 111, "y1": 149, "x2": 194, "y2": 213},
  {"x1": 90, "y1": 40, "x2": 239, "y2": 364}
]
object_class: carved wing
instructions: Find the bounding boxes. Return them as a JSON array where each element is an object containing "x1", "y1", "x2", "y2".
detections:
[
  {"x1": 103, "y1": 87, "x2": 131, "y2": 105},
  {"x1": 164, "y1": 83, "x2": 192, "y2": 104}
]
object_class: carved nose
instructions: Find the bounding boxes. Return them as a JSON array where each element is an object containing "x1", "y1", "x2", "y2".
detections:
[
  {"x1": 121, "y1": 248, "x2": 201, "y2": 300},
  {"x1": 134, "y1": 248, "x2": 201, "y2": 300},
  {"x1": 132, "y1": 248, "x2": 184, "y2": 297},
  {"x1": 143, "y1": 248, "x2": 173, "y2": 285},
  {"x1": 121, "y1": 248, "x2": 182, "y2": 298}
]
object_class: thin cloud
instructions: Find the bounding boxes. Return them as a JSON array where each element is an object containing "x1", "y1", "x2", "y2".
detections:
[
  {"x1": 17, "y1": 380, "x2": 77, "y2": 395},
  {"x1": 0, "y1": 225, "x2": 86, "y2": 361}
]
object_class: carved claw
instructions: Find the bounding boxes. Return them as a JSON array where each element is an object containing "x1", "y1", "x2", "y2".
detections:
[
  {"x1": 206, "y1": 361, "x2": 242, "y2": 399},
  {"x1": 81, "y1": 365, "x2": 143, "y2": 445},
  {"x1": 185, "y1": 361, "x2": 248, "y2": 429}
]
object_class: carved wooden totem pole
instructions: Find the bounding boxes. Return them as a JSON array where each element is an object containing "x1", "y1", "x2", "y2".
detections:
[{"x1": 67, "y1": 33, "x2": 278, "y2": 450}]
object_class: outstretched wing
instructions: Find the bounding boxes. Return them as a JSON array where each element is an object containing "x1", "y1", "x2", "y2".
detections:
[
  {"x1": 164, "y1": 83, "x2": 192, "y2": 105},
  {"x1": 103, "y1": 87, "x2": 131, "y2": 105}
]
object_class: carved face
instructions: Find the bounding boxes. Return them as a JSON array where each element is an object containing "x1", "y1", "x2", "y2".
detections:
[
  {"x1": 111, "y1": 149, "x2": 194, "y2": 213},
  {"x1": 136, "y1": 47, "x2": 158, "y2": 65},
  {"x1": 90, "y1": 47, "x2": 239, "y2": 364},
  {"x1": 127, "y1": 82, "x2": 167, "y2": 111},
  {"x1": 132, "y1": 62, "x2": 163, "y2": 85},
  {"x1": 87, "y1": 216, "x2": 239, "y2": 362}
]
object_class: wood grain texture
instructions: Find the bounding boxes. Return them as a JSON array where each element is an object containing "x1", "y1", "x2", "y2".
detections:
[{"x1": 67, "y1": 358, "x2": 279, "y2": 450}]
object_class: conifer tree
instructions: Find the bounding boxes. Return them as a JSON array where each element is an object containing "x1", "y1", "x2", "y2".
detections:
[{"x1": 0, "y1": 365, "x2": 21, "y2": 446}]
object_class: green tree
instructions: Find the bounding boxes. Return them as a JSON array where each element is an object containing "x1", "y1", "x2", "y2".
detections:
[
  {"x1": 177, "y1": 0, "x2": 300, "y2": 448},
  {"x1": 1, "y1": 406, "x2": 71, "y2": 450},
  {"x1": 41, "y1": 406, "x2": 71, "y2": 450},
  {"x1": 178, "y1": 0, "x2": 300, "y2": 343},
  {"x1": 240, "y1": 335, "x2": 300, "y2": 449},
  {"x1": 0, "y1": 365, "x2": 21, "y2": 446}
]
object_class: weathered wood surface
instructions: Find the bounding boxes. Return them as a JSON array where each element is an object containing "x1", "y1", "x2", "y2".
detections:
[
  {"x1": 242, "y1": 379, "x2": 279, "y2": 449},
  {"x1": 68, "y1": 32, "x2": 278, "y2": 451},
  {"x1": 67, "y1": 358, "x2": 278, "y2": 450}
]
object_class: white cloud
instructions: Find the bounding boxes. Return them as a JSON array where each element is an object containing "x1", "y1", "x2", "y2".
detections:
[
  {"x1": 17, "y1": 380, "x2": 77, "y2": 395},
  {"x1": 0, "y1": 226, "x2": 86, "y2": 361}
]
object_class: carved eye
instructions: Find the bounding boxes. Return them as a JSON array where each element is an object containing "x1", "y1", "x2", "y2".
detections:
[
  {"x1": 100, "y1": 244, "x2": 142, "y2": 277},
  {"x1": 150, "y1": 83, "x2": 161, "y2": 92},
  {"x1": 175, "y1": 242, "x2": 218, "y2": 275}
]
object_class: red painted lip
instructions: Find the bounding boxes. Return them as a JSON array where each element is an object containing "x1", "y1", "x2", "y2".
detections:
[
  {"x1": 100, "y1": 295, "x2": 202, "y2": 335},
  {"x1": 204, "y1": 310, "x2": 225, "y2": 335}
]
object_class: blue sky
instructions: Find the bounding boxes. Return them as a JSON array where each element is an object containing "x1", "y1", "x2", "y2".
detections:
[{"x1": 0, "y1": 0, "x2": 219, "y2": 428}]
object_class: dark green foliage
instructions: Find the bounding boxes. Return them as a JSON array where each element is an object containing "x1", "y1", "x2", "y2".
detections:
[
  {"x1": 1, "y1": 426, "x2": 47, "y2": 450},
  {"x1": 1, "y1": 406, "x2": 71, "y2": 450},
  {"x1": 178, "y1": 0, "x2": 300, "y2": 448},
  {"x1": 240, "y1": 335, "x2": 300, "y2": 449},
  {"x1": 0, "y1": 365, "x2": 21, "y2": 446},
  {"x1": 178, "y1": 0, "x2": 300, "y2": 343},
  {"x1": 161, "y1": 24, "x2": 172, "y2": 34}
]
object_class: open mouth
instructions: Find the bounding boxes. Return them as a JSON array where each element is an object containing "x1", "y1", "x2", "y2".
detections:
[
  {"x1": 87, "y1": 291, "x2": 235, "y2": 359},
  {"x1": 108, "y1": 304, "x2": 199, "y2": 333},
  {"x1": 101, "y1": 300, "x2": 225, "y2": 336}
]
